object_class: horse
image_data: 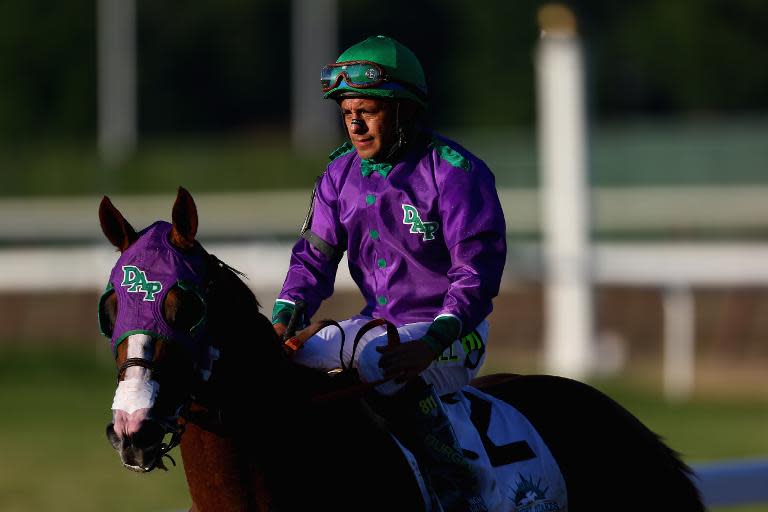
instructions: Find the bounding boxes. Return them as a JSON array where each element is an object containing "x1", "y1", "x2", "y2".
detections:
[{"x1": 99, "y1": 187, "x2": 704, "y2": 512}]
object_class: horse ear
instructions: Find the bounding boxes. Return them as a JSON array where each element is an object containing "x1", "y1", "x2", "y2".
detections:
[
  {"x1": 170, "y1": 186, "x2": 198, "y2": 250},
  {"x1": 99, "y1": 196, "x2": 138, "y2": 252}
]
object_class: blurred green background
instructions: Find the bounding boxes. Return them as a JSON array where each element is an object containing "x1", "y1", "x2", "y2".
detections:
[
  {"x1": 1, "y1": 0, "x2": 766, "y2": 510},
  {"x1": 1, "y1": 0, "x2": 767, "y2": 196}
]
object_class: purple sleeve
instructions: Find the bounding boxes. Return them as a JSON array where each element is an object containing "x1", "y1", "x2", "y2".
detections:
[
  {"x1": 278, "y1": 171, "x2": 346, "y2": 320},
  {"x1": 436, "y1": 159, "x2": 507, "y2": 335}
]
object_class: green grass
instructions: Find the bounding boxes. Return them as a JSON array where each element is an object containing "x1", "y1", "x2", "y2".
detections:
[
  {"x1": 0, "y1": 346, "x2": 189, "y2": 512},
  {"x1": 0, "y1": 345, "x2": 766, "y2": 511},
  {"x1": 586, "y1": 378, "x2": 768, "y2": 463}
]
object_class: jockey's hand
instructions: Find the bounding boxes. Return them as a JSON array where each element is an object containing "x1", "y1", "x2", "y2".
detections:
[
  {"x1": 273, "y1": 322, "x2": 287, "y2": 340},
  {"x1": 376, "y1": 340, "x2": 435, "y2": 383},
  {"x1": 272, "y1": 300, "x2": 302, "y2": 341}
]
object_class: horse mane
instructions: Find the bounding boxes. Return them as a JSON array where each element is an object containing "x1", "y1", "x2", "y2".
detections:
[
  {"x1": 204, "y1": 253, "x2": 284, "y2": 369},
  {"x1": 203, "y1": 252, "x2": 335, "y2": 403},
  {"x1": 206, "y1": 253, "x2": 261, "y2": 311}
]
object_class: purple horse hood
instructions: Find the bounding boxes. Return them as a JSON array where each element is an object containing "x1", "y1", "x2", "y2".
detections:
[{"x1": 100, "y1": 221, "x2": 208, "y2": 355}]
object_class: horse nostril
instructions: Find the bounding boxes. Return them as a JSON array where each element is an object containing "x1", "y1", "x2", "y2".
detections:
[
  {"x1": 108, "y1": 420, "x2": 165, "y2": 472},
  {"x1": 106, "y1": 423, "x2": 123, "y2": 450},
  {"x1": 130, "y1": 419, "x2": 166, "y2": 449}
]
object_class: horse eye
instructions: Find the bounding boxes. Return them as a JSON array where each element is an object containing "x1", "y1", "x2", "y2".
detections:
[{"x1": 163, "y1": 287, "x2": 205, "y2": 332}]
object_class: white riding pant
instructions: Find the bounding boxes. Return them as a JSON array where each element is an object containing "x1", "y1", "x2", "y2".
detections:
[{"x1": 292, "y1": 315, "x2": 488, "y2": 396}]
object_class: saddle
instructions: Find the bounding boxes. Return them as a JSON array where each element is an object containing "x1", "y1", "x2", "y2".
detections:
[{"x1": 281, "y1": 317, "x2": 567, "y2": 512}]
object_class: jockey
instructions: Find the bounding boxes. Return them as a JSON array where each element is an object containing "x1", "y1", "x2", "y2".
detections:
[{"x1": 272, "y1": 35, "x2": 506, "y2": 512}]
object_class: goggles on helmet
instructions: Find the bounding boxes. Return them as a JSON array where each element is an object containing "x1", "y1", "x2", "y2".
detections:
[{"x1": 321, "y1": 60, "x2": 426, "y2": 100}]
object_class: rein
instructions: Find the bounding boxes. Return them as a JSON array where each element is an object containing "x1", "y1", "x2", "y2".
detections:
[
  {"x1": 113, "y1": 241, "x2": 405, "y2": 472},
  {"x1": 342, "y1": 317, "x2": 400, "y2": 370},
  {"x1": 282, "y1": 317, "x2": 404, "y2": 405},
  {"x1": 283, "y1": 319, "x2": 345, "y2": 355}
]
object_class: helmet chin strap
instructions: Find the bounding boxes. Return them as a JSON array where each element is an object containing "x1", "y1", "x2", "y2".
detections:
[{"x1": 382, "y1": 102, "x2": 407, "y2": 162}]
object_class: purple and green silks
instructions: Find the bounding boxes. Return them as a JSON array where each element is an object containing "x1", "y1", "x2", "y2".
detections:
[
  {"x1": 101, "y1": 221, "x2": 208, "y2": 354},
  {"x1": 277, "y1": 134, "x2": 507, "y2": 336}
]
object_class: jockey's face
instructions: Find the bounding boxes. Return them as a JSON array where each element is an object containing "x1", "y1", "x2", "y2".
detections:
[{"x1": 339, "y1": 97, "x2": 396, "y2": 160}]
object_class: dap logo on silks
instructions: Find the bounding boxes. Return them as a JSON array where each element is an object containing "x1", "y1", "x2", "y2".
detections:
[
  {"x1": 121, "y1": 265, "x2": 163, "y2": 301},
  {"x1": 402, "y1": 204, "x2": 439, "y2": 242}
]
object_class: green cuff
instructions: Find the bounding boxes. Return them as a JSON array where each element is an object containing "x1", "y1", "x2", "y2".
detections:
[
  {"x1": 271, "y1": 301, "x2": 295, "y2": 326},
  {"x1": 420, "y1": 316, "x2": 461, "y2": 356}
]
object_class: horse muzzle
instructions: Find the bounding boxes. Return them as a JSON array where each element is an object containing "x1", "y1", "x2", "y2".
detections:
[{"x1": 106, "y1": 419, "x2": 175, "y2": 472}]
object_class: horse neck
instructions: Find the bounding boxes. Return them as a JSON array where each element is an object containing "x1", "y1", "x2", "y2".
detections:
[
  {"x1": 180, "y1": 269, "x2": 312, "y2": 510},
  {"x1": 207, "y1": 274, "x2": 368, "y2": 442},
  {"x1": 187, "y1": 274, "x2": 415, "y2": 509},
  {"x1": 205, "y1": 265, "x2": 323, "y2": 420}
]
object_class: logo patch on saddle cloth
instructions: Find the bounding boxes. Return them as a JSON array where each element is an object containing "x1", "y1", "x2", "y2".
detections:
[
  {"x1": 121, "y1": 265, "x2": 163, "y2": 301},
  {"x1": 510, "y1": 474, "x2": 562, "y2": 512}
]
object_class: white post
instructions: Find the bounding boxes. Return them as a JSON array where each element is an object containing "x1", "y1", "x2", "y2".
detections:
[
  {"x1": 662, "y1": 285, "x2": 695, "y2": 400},
  {"x1": 291, "y1": 0, "x2": 339, "y2": 152},
  {"x1": 98, "y1": 0, "x2": 137, "y2": 166},
  {"x1": 536, "y1": 5, "x2": 593, "y2": 379}
]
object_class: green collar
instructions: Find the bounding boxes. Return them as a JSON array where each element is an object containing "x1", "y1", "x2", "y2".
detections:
[
  {"x1": 328, "y1": 141, "x2": 355, "y2": 162},
  {"x1": 361, "y1": 159, "x2": 393, "y2": 178}
]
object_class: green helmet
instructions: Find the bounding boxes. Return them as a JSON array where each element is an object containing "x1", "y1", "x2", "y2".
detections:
[{"x1": 321, "y1": 35, "x2": 428, "y2": 107}]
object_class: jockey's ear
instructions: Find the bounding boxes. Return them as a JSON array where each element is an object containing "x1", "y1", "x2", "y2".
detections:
[
  {"x1": 170, "y1": 186, "x2": 198, "y2": 250},
  {"x1": 99, "y1": 196, "x2": 138, "y2": 252}
]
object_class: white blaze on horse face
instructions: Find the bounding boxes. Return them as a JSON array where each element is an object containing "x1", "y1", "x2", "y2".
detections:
[{"x1": 111, "y1": 334, "x2": 159, "y2": 436}]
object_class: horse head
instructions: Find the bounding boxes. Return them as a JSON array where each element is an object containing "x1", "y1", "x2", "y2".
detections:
[{"x1": 99, "y1": 187, "x2": 215, "y2": 472}]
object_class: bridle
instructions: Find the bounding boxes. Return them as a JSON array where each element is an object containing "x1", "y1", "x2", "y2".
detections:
[{"x1": 114, "y1": 251, "x2": 242, "y2": 472}]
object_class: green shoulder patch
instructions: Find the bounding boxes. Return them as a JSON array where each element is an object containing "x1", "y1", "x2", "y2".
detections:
[
  {"x1": 328, "y1": 141, "x2": 355, "y2": 162},
  {"x1": 431, "y1": 137, "x2": 472, "y2": 171}
]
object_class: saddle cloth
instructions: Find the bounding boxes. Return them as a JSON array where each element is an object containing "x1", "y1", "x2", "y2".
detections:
[{"x1": 391, "y1": 386, "x2": 568, "y2": 512}]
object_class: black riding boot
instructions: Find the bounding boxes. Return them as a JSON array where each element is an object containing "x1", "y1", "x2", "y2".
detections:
[{"x1": 377, "y1": 378, "x2": 489, "y2": 512}]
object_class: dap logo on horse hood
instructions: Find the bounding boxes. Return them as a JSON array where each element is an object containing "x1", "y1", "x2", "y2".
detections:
[
  {"x1": 101, "y1": 221, "x2": 208, "y2": 354},
  {"x1": 121, "y1": 265, "x2": 163, "y2": 301}
]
